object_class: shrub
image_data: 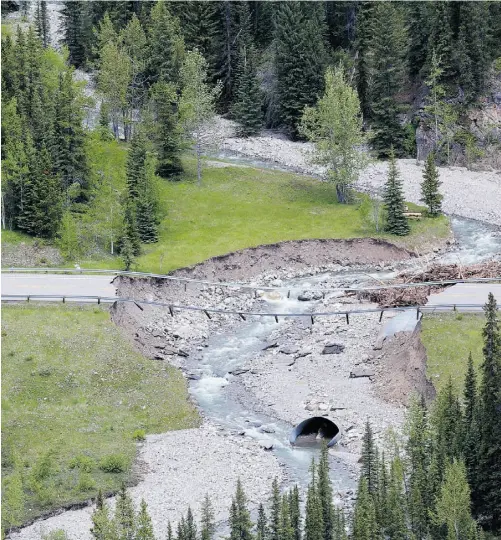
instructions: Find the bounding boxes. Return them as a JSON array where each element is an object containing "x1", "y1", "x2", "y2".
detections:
[
  {"x1": 68, "y1": 455, "x2": 95, "y2": 473},
  {"x1": 132, "y1": 429, "x2": 146, "y2": 441},
  {"x1": 99, "y1": 454, "x2": 129, "y2": 473},
  {"x1": 32, "y1": 451, "x2": 55, "y2": 482},
  {"x1": 77, "y1": 472, "x2": 96, "y2": 492},
  {"x1": 42, "y1": 530, "x2": 69, "y2": 540}
]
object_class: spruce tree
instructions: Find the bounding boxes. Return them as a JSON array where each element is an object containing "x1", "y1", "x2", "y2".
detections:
[
  {"x1": 426, "y1": 2, "x2": 455, "y2": 85},
  {"x1": 317, "y1": 441, "x2": 333, "y2": 540},
  {"x1": 121, "y1": 203, "x2": 141, "y2": 264},
  {"x1": 331, "y1": 507, "x2": 347, "y2": 540},
  {"x1": 115, "y1": 483, "x2": 136, "y2": 540},
  {"x1": 360, "y1": 421, "x2": 378, "y2": 496},
  {"x1": 256, "y1": 503, "x2": 267, "y2": 540},
  {"x1": 229, "y1": 480, "x2": 253, "y2": 540},
  {"x1": 421, "y1": 152, "x2": 442, "y2": 217},
  {"x1": 280, "y1": 495, "x2": 294, "y2": 540},
  {"x1": 231, "y1": 45, "x2": 263, "y2": 137},
  {"x1": 90, "y1": 490, "x2": 117, "y2": 540},
  {"x1": 304, "y1": 462, "x2": 323, "y2": 540},
  {"x1": 288, "y1": 486, "x2": 301, "y2": 540},
  {"x1": 383, "y1": 150, "x2": 410, "y2": 236},
  {"x1": 17, "y1": 144, "x2": 62, "y2": 239},
  {"x1": 405, "y1": 396, "x2": 431, "y2": 538},
  {"x1": 35, "y1": 1, "x2": 50, "y2": 48},
  {"x1": 269, "y1": 477, "x2": 281, "y2": 540},
  {"x1": 167, "y1": 521, "x2": 173, "y2": 540},
  {"x1": 150, "y1": 81, "x2": 183, "y2": 179},
  {"x1": 136, "y1": 499, "x2": 155, "y2": 540},
  {"x1": 351, "y1": 478, "x2": 379, "y2": 540},
  {"x1": 274, "y1": 2, "x2": 328, "y2": 138},
  {"x1": 147, "y1": 1, "x2": 184, "y2": 84},
  {"x1": 369, "y1": 2, "x2": 408, "y2": 157},
  {"x1": 384, "y1": 460, "x2": 407, "y2": 540},
  {"x1": 53, "y1": 69, "x2": 88, "y2": 201},
  {"x1": 200, "y1": 494, "x2": 215, "y2": 540},
  {"x1": 185, "y1": 507, "x2": 197, "y2": 540},
  {"x1": 60, "y1": 1, "x2": 91, "y2": 68},
  {"x1": 463, "y1": 353, "x2": 480, "y2": 501},
  {"x1": 476, "y1": 293, "x2": 501, "y2": 531},
  {"x1": 355, "y1": 2, "x2": 375, "y2": 120}
]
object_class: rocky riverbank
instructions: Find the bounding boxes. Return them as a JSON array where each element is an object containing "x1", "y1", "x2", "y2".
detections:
[{"x1": 215, "y1": 118, "x2": 501, "y2": 227}]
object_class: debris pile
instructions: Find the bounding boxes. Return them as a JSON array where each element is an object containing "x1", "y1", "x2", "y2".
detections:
[{"x1": 360, "y1": 261, "x2": 501, "y2": 307}]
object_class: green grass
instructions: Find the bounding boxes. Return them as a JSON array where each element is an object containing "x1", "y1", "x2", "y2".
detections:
[
  {"x1": 1, "y1": 304, "x2": 199, "y2": 528},
  {"x1": 1, "y1": 135, "x2": 450, "y2": 273},
  {"x1": 421, "y1": 313, "x2": 484, "y2": 391},
  {"x1": 79, "y1": 152, "x2": 449, "y2": 274},
  {"x1": 1, "y1": 229, "x2": 37, "y2": 246}
]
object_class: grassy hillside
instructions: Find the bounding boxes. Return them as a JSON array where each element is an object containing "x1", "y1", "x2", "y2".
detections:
[
  {"x1": 421, "y1": 313, "x2": 484, "y2": 391},
  {"x1": 1, "y1": 304, "x2": 199, "y2": 529},
  {"x1": 2, "y1": 136, "x2": 450, "y2": 273}
]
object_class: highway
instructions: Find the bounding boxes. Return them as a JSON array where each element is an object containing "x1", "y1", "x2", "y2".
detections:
[{"x1": 1, "y1": 274, "x2": 117, "y2": 301}]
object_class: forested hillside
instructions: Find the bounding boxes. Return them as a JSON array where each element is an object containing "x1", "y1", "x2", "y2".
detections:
[{"x1": 1, "y1": 1, "x2": 500, "y2": 264}]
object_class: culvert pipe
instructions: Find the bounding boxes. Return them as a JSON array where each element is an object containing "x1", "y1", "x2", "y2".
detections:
[{"x1": 289, "y1": 417, "x2": 341, "y2": 448}]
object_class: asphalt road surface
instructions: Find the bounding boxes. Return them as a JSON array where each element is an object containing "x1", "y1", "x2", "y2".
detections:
[
  {"x1": 425, "y1": 283, "x2": 501, "y2": 312},
  {"x1": 1, "y1": 274, "x2": 117, "y2": 302}
]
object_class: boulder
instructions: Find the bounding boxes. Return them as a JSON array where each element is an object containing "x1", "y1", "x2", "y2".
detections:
[
  {"x1": 230, "y1": 368, "x2": 250, "y2": 376},
  {"x1": 349, "y1": 368, "x2": 376, "y2": 378},
  {"x1": 298, "y1": 290, "x2": 324, "y2": 301},
  {"x1": 322, "y1": 343, "x2": 345, "y2": 355},
  {"x1": 280, "y1": 346, "x2": 299, "y2": 355}
]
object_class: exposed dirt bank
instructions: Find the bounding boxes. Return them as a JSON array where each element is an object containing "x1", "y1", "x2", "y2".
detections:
[
  {"x1": 373, "y1": 325, "x2": 436, "y2": 406},
  {"x1": 160, "y1": 238, "x2": 413, "y2": 283}
]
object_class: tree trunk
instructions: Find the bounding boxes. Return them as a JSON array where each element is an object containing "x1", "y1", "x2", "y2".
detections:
[{"x1": 196, "y1": 139, "x2": 202, "y2": 186}]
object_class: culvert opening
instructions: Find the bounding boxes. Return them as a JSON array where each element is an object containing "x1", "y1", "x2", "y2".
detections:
[{"x1": 289, "y1": 417, "x2": 341, "y2": 448}]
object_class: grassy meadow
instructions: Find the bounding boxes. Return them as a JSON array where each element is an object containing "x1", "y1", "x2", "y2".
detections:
[{"x1": 1, "y1": 304, "x2": 199, "y2": 528}]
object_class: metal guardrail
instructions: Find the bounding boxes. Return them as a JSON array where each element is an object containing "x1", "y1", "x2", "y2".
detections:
[
  {"x1": 2, "y1": 267, "x2": 501, "y2": 294},
  {"x1": 1, "y1": 294, "x2": 496, "y2": 320}
]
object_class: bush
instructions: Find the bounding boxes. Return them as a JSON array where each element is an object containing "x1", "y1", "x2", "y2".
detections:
[
  {"x1": 32, "y1": 451, "x2": 55, "y2": 482},
  {"x1": 77, "y1": 472, "x2": 96, "y2": 492},
  {"x1": 99, "y1": 454, "x2": 129, "y2": 473},
  {"x1": 132, "y1": 429, "x2": 146, "y2": 441},
  {"x1": 42, "y1": 530, "x2": 69, "y2": 540},
  {"x1": 68, "y1": 455, "x2": 95, "y2": 473}
]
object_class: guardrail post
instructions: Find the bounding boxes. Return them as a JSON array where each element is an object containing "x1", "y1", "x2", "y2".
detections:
[
  {"x1": 27, "y1": 295, "x2": 30, "y2": 303},
  {"x1": 63, "y1": 296, "x2": 65, "y2": 303},
  {"x1": 97, "y1": 297, "x2": 101, "y2": 305},
  {"x1": 416, "y1": 307, "x2": 420, "y2": 320},
  {"x1": 345, "y1": 313, "x2": 349, "y2": 325}
]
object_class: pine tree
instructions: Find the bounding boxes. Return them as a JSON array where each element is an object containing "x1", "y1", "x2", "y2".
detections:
[
  {"x1": 269, "y1": 477, "x2": 281, "y2": 540},
  {"x1": 274, "y1": 2, "x2": 328, "y2": 138},
  {"x1": 355, "y1": 2, "x2": 375, "y2": 120},
  {"x1": 121, "y1": 203, "x2": 141, "y2": 261},
  {"x1": 147, "y1": 1, "x2": 184, "y2": 84},
  {"x1": 280, "y1": 495, "x2": 294, "y2": 540},
  {"x1": 476, "y1": 293, "x2": 501, "y2": 531},
  {"x1": 421, "y1": 152, "x2": 442, "y2": 216},
  {"x1": 60, "y1": 1, "x2": 91, "y2": 68},
  {"x1": 304, "y1": 463, "x2": 323, "y2": 540},
  {"x1": 406, "y1": 2, "x2": 430, "y2": 79},
  {"x1": 331, "y1": 507, "x2": 347, "y2": 540},
  {"x1": 17, "y1": 144, "x2": 62, "y2": 239},
  {"x1": 383, "y1": 150, "x2": 410, "y2": 236},
  {"x1": 91, "y1": 490, "x2": 116, "y2": 540},
  {"x1": 136, "y1": 499, "x2": 155, "y2": 540},
  {"x1": 317, "y1": 441, "x2": 333, "y2": 540},
  {"x1": 231, "y1": 45, "x2": 263, "y2": 137},
  {"x1": 229, "y1": 480, "x2": 253, "y2": 540},
  {"x1": 463, "y1": 353, "x2": 480, "y2": 500},
  {"x1": 53, "y1": 69, "x2": 88, "y2": 201},
  {"x1": 115, "y1": 483, "x2": 136, "y2": 540},
  {"x1": 426, "y1": 2, "x2": 456, "y2": 85},
  {"x1": 185, "y1": 507, "x2": 197, "y2": 540},
  {"x1": 150, "y1": 81, "x2": 183, "y2": 179},
  {"x1": 369, "y1": 2, "x2": 408, "y2": 157},
  {"x1": 288, "y1": 486, "x2": 301, "y2": 540},
  {"x1": 200, "y1": 494, "x2": 215, "y2": 540},
  {"x1": 35, "y1": 1, "x2": 50, "y2": 48},
  {"x1": 360, "y1": 421, "x2": 378, "y2": 496},
  {"x1": 166, "y1": 521, "x2": 173, "y2": 540},
  {"x1": 126, "y1": 131, "x2": 147, "y2": 200},
  {"x1": 405, "y1": 396, "x2": 431, "y2": 538},
  {"x1": 384, "y1": 460, "x2": 407, "y2": 540},
  {"x1": 351, "y1": 478, "x2": 379, "y2": 540},
  {"x1": 256, "y1": 503, "x2": 267, "y2": 540}
]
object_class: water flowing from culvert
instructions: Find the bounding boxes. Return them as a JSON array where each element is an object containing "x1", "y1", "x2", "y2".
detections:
[{"x1": 186, "y1": 269, "x2": 396, "y2": 493}]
